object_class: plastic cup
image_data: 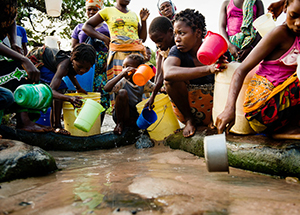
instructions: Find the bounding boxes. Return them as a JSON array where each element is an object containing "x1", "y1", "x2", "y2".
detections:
[
  {"x1": 136, "y1": 108, "x2": 157, "y2": 129},
  {"x1": 45, "y1": 0, "x2": 62, "y2": 17},
  {"x1": 197, "y1": 31, "x2": 228, "y2": 65},
  {"x1": 14, "y1": 83, "x2": 53, "y2": 112},
  {"x1": 133, "y1": 64, "x2": 155, "y2": 86},
  {"x1": 74, "y1": 99, "x2": 105, "y2": 132},
  {"x1": 204, "y1": 133, "x2": 229, "y2": 173},
  {"x1": 253, "y1": 13, "x2": 276, "y2": 37}
]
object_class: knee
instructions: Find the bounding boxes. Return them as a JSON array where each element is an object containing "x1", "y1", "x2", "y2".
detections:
[
  {"x1": 116, "y1": 89, "x2": 128, "y2": 101},
  {"x1": 0, "y1": 88, "x2": 14, "y2": 109}
]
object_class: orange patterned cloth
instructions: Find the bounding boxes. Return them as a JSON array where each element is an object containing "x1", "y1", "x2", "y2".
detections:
[
  {"x1": 86, "y1": 0, "x2": 103, "y2": 9},
  {"x1": 243, "y1": 72, "x2": 298, "y2": 113},
  {"x1": 171, "y1": 84, "x2": 214, "y2": 126}
]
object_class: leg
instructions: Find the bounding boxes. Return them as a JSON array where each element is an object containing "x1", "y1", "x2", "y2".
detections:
[
  {"x1": 52, "y1": 99, "x2": 70, "y2": 135},
  {"x1": 165, "y1": 81, "x2": 196, "y2": 137},
  {"x1": 113, "y1": 89, "x2": 130, "y2": 135}
]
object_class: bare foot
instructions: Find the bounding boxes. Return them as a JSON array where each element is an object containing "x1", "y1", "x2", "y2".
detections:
[
  {"x1": 114, "y1": 123, "x2": 123, "y2": 135},
  {"x1": 174, "y1": 128, "x2": 183, "y2": 134},
  {"x1": 54, "y1": 128, "x2": 71, "y2": 136},
  {"x1": 272, "y1": 126, "x2": 300, "y2": 140},
  {"x1": 0, "y1": 134, "x2": 2, "y2": 139},
  {"x1": 18, "y1": 122, "x2": 49, "y2": 133},
  {"x1": 36, "y1": 123, "x2": 54, "y2": 132},
  {"x1": 182, "y1": 119, "x2": 196, "y2": 138}
]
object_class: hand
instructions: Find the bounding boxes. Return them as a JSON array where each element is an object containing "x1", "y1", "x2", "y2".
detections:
[
  {"x1": 70, "y1": 96, "x2": 84, "y2": 108},
  {"x1": 21, "y1": 58, "x2": 40, "y2": 83},
  {"x1": 209, "y1": 55, "x2": 228, "y2": 74},
  {"x1": 215, "y1": 108, "x2": 236, "y2": 134},
  {"x1": 267, "y1": 0, "x2": 285, "y2": 19},
  {"x1": 237, "y1": 46, "x2": 252, "y2": 62},
  {"x1": 11, "y1": 43, "x2": 23, "y2": 55},
  {"x1": 102, "y1": 36, "x2": 110, "y2": 48},
  {"x1": 76, "y1": 87, "x2": 87, "y2": 95},
  {"x1": 140, "y1": 8, "x2": 150, "y2": 22},
  {"x1": 122, "y1": 67, "x2": 136, "y2": 79},
  {"x1": 144, "y1": 95, "x2": 155, "y2": 110},
  {"x1": 228, "y1": 43, "x2": 240, "y2": 60}
]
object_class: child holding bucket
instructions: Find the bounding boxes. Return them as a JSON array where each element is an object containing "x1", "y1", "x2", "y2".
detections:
[
  {"x1": 163, "y1": 9, "x2": 228, "y2": 138},
  {"x1": 144, "y1": 16, "x2": 175, "y2": 110},
  {"x1": 27, "y1": 43, "x2": 96, "y2": 135},
  {"x1": 104, "y1": 54, "x2": 155, "y2": 135},
  {"x1": 219, "y1": 0, "x2": 264, "y2": 62},
  {"x1": 216, "y1": 0, "x2": 300, "y2": 140}
]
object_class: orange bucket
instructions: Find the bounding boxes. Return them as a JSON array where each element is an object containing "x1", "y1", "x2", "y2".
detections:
[
  {"x1": 197, "y1": 31, "x2": 228, "y2": 65},
  {"x1": 133, "y1": 64, "x2": 155, "y2": 86}
]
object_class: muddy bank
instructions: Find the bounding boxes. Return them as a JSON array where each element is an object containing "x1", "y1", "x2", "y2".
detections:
[{"x1": 165, "y1": 127, "x2": 300, "y2": 178}]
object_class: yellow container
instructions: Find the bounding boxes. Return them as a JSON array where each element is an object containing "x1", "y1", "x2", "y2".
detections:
[
  {"x1": 136, "y1": 94, "x2": 180, "y2": 141},
  {"x1": 212, "y1": 62, "x2": 256, "y2": 135},
  {"x1": 63, "y1": 92, "x2": 101, "y2": 136}
]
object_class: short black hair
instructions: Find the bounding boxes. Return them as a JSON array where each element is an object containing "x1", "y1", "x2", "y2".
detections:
[
  {"x1": 0, "y1": 0, "x2": 18, "y2": 30},
  {"x1": 149, "y1": 16, "x2": 173, "y2": 34},
  {"x1": 174, "y1": 9, "x2": 207, "y2": 38},
  {"x1": 71, "y1": 43, "x2": 96, "y2": 65},
  {"x1": 127, "y1": 54, "x2": 145, "y2": 66}
]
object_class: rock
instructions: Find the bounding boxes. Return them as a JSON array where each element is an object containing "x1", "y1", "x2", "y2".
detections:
[
  {"x1": 165, "y1": 126, "x2": 300, "y2": 178},
  {"x1": 0, "y1": 139, "x2": 58, "y2": 182},
  {"x1": 135, "y1": 133, "x2": 154, "y2": 149}
]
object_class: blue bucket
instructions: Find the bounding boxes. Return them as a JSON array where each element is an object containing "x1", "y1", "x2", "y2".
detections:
[
  {"x1": 136, "y1": 108, "x2": 157, "y2": 129},
  {"x1": 35, "y1": 107, "x2": 51, "y2": 126}
]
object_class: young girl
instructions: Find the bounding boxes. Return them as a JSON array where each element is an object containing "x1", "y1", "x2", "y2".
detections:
[
  {"x1": 219, "y1": 0, "x2": 264, "y2": 62},
  {"x1": 27, "y1": 43, "x2": 96, "y2": 135},
  {"x1": 216, "y1": 0, "x2": 300, "y2": 140},
  {"x1": 163, "y1": 9, "x2": 227, "y2": 138},
  {"x1": 104, "y1": 54, "x2": 155, "y2": 135}
]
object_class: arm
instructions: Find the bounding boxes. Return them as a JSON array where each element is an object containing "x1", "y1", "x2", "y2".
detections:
[
  {"x1": 68, "y1": 74, "x2": 87, "y2": 94},
  {"x1": 6, "y1": 21, "x2": 23, "y2": 55},
  {"x1": 219, "y1": 0, "x2": 240, "y2": 59},
  {"x1": 215, "y1": 26, "x2": 286, "y2": 134},
  {"x1": 104, "y1": 67, "x2": 136, "y2": 92},
  {"x1": 71, "y1": 38, "x2": 79, "y2": 49},
  {"x1": 0, "y1": 43, "x2": 39, "y2": 82},
  {"x1": 144, "y1": 54, "x2": 163, "y2": 109},
  {"x1": 138, "y1": 8, "x2": 150, "y2": 42},
  {"x1": 82, "y1": 13, "x2": 110, "y2": 47}
]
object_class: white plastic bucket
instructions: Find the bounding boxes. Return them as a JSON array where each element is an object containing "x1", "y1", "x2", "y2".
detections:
[
  {"x1": 45, "y1": 0, "x2": 62, "y2": 17},
  {"x1": 45, "y1": 36, "x2": 59, "y2": 49},
  {"x1": 253, "y1": 13, "x2": 276, "y2": 37}
]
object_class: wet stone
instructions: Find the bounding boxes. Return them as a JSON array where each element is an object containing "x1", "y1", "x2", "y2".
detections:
[
  {"x1": 135, "y1": 133, "x2": 154, "y2": 149},
  {"x1": 0, "y1": 139, "x2": 58, "y2": 182}
]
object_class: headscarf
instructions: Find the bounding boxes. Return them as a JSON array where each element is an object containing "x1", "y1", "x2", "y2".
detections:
[
  {"x1": 86, "y1": 0, "x2": 104, "y2": 9},
  {"x1": 157, "y1": 0, "x2": 176, "y2": 19}
]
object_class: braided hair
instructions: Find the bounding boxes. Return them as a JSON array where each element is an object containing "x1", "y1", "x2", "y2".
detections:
[
  {"x1": 174, "y1": 8, "x2": 207, "y2": 38},
  {"x1": 71, "y1": 43, "x2": 96, "y2": 65}
]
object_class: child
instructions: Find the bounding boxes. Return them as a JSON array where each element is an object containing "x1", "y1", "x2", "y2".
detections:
[
  {"x1": 144, "y1": 16, "x2": 175, "y2": 109},
  {"x1": 104, "y1": 54, "x2": 155, "y2": 135},
  {"x1": 163, "y1": 9, "x2": 227, "y2": 138},
  {"x1": 216, "y1": 0, "x2": 300, "y2": 140},
  {"x1": 0, "y1": 0, "x2": 52, "y2": 133},
  {"x1": 219, "y1": 0, "x2": 264, "y2": 62},
  {"x1": 27, "y1": 43, "x2": 96, "y2": 135}
]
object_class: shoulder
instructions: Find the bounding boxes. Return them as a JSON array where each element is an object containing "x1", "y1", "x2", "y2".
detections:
[
  {"x1": 169, "y1": 45, "x2": 183, "y2": 58},
  {"x1": 222, "y1": 0, "x2": 230, "y2": 8}
]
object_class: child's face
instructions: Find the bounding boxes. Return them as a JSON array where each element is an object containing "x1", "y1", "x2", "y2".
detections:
[
  {"x1": 123, "y1": 57, "x2": 139, "y2": 69},
  {"x1": 174, "y1": 20, "x2": 201, "y2": 53},
  {"x1": 72, "y1": 60, "x2": 93, "y2": 75},
  {"x1": 149, "y1": 29, "x2": 174, "y2": 51},
  {"x1": 285, "y1": 0, "x2": 300, "y2": 35},
  {"x1": 145, "y1": 49, "x2": 151, "y2": 61}
]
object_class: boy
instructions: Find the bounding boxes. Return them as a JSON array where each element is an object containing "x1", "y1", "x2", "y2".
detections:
[{"x1": 104, "y1": 54, "x2": 155, "y2": 135}]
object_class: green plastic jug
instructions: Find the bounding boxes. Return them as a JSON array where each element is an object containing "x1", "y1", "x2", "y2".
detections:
[{"x1": 14, "y1": 83, "x2": 53, "y2": 112}]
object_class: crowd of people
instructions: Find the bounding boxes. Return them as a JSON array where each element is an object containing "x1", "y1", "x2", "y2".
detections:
[{"x1": 2, "y1": 0, "x2": 300, "y2": 141}]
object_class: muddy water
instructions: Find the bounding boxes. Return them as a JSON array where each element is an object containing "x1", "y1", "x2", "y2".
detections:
[{"x1": 1, "y1": 143, "x2": 300, "y2": 215}]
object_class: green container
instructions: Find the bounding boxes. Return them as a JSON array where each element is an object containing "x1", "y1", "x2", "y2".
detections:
[{"x1": 14, "y1": 83, "x2": 53, "y2": 112}]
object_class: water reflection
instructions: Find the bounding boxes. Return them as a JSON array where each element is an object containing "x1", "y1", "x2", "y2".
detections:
[{"x1": 1, "y1": 144, "x2": 300, "y2": 214}]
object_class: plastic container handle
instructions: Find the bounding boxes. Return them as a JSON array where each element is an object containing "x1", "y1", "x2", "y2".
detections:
[{"x1": 74, "y1": 99, "x2": 86, "y2": 117}]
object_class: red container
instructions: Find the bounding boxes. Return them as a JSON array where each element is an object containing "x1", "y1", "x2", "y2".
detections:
[{"x1": 197, "y1": 31, "x2": 228, "y2": 65}]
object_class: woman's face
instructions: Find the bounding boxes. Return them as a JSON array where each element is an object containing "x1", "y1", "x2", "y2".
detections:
[
  {"x1": 86, "y1": 6, "x2": 99, "y2": 19},
  {"x1": 174, "y1": 20, "x2": 200, "y2": 53},
  {"x1": 117, "y1": 0, "x2": 131, "y2": 6},
  {"x1": 285, "y1": 0, "x2": 300, "y2": 35},
  {"x1": 72, "y1": 60, "x2": 93, "y2": 75},
  {"x1": 159, "y1": 2, "x2": 174, "y2": 19}
]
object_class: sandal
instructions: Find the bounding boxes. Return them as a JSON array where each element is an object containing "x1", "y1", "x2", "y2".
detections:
[{"x1": 54, "y1": 128, "x2": 71, "y2": 136}]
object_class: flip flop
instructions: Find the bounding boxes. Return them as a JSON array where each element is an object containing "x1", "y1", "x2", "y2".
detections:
[{"x1": 54, "y1": 128, "x2": 71, "y2": 136}]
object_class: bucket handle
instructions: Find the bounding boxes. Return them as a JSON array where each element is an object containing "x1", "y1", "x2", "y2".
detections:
[
  {"x1": 147, "y1": 104, "x2": 167, "y2": 132},
  {"x1": 74, "y1": 99, "x2": 86, "y2": 118}
]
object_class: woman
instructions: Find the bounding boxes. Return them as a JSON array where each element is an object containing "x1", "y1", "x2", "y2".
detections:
[
  {"x1": 82, "y1": 0, "x2": 150, "y2": 107},
  {"x1": 71, "y1": 0, "x2": 110, "y2": 124}
]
